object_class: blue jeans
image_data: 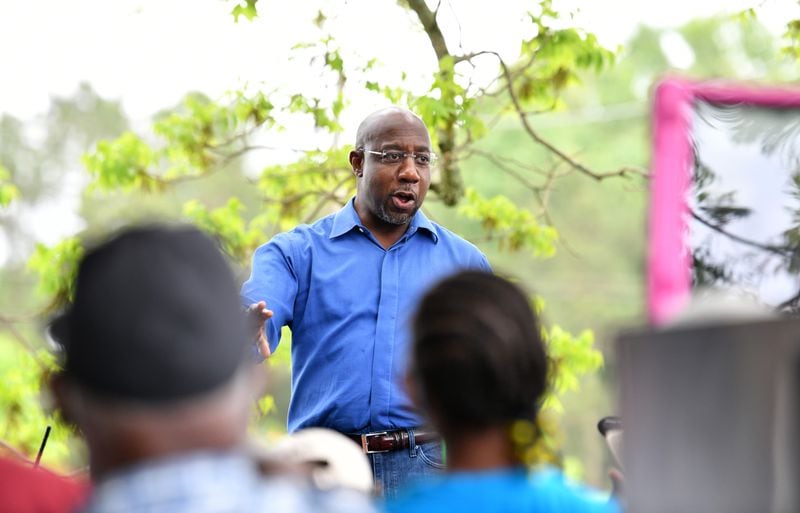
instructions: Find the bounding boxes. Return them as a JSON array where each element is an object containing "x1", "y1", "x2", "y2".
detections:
[{"x1": 368, "y1": 429, "x2": 445, "y2": 498}]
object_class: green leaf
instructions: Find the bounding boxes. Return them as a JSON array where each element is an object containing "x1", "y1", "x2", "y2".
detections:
[
  {"x1": 82, "y1": 132, "x2": 157, "y2": 191},
  {"x1": 0, "y1": 164, "x2": 19, "y2": 207},
  {"x1": 544, "y1": 325, "x2": 603, "y2": 401},
  {"x1": 230, "y1": 0, "x2": 258, "y2": 23},
  {"x1": 0, "y1": 336, "x2": 76, "y2": 465},
  {"x1": 325, "y1": 49, "x2": 344, "y2": 73},
  {"x1": 458, "y1": 188, "x2": 558, "y2": 257},
  {"x1": 182, "y1": 197, "x2": 265, "y2": 265},
  {"x1": 313, "y1": 10, "x2": 327, "y2": 29},
  {"x1": 257, "y1": 395, "x2": 276, "y2": 416},
  {"x1": 26, "y1": 237, "x2": 84, "y2": 307},
  {"x1": 0, "y1": 163, "x2": 19, "y2": 208}
]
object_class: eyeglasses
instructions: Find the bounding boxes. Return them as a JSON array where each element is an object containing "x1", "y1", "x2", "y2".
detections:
[{"x1": 360, "y1": 149, "x2": 438, "y2": 167}]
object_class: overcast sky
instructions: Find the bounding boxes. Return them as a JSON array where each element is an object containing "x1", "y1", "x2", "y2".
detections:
[{"x1": 0, "y1": 0, "x2": 796, "y2": 122}]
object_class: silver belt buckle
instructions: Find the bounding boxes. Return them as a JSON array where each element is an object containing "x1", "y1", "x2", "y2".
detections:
[{"x1": 360, "y1": 431, "x2": 389, "y2": 454}]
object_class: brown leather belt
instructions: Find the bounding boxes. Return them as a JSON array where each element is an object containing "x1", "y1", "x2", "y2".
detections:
[{"x1": 345, "y1": 428, "x2": 439, "y2": 454}]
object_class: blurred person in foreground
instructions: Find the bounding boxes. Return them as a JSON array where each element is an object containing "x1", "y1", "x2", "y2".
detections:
[
  {"x1": 48, "y1": 225, "x2": 374, "y2": 513},
  {"x1": 386, "y1": 271, "x2": 620, "y2": 513}
]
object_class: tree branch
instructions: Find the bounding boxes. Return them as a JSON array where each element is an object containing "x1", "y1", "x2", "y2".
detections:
[
  {"x1": 464, "y1": 149, "x2": 546, "y2": 191},
  {"x1": 302, "y1": 175, "x2": 354, "y2": 224},
  {"x1": 479, "y1": 50, "x2": 646, "y2": 182},
  {"x1": 778, "y1": 288, "x2": 800, "y2": 310},
  {"x1": 691, "y1": 210, "x2": 790, "y2": 255},
  {"x1": 453, "y1": 50, "x2": 495, "y2": 64},
  {"x1": 405, "y1": 0, "x2": 450, "y2": 61}
]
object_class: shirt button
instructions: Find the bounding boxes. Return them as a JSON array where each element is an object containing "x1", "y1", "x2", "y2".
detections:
[{"x1": 357, "y1": 227, "x2": 364, "y2": 233}]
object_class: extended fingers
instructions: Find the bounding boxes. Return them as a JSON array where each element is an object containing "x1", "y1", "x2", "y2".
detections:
[
  {"x1": 247, "y1": 302, "x2": 273, "y2": 359},
  {"x1": 248, "y1": 301, "x2": 273, "y2": 320}
]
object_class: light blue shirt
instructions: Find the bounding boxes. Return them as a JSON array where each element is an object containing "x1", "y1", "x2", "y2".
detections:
[
  {"x1": 83, "y1": 451, "x2": 375, "y2": 513},
  {"x1": 384, "y1": 466, "x2": 620, "y2": 513},
  {"x1": 241, "y1": 199, "x2": 490, "y2": 432}
]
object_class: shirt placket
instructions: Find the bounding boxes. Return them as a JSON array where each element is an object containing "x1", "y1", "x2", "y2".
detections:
[{"x1": 369, "y1": 242, "x2": 401, "y2": 428}]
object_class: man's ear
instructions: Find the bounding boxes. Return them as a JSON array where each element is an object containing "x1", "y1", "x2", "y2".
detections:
[{"x1": 349, "y1": 150, "x2": 364, "y2": 177}]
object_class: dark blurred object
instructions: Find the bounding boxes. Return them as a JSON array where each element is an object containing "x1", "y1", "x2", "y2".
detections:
[
  {"x1": 597, "y1": 416, "x2": 622, "y2": 436},
  {"x1": 618, "y1": 316, "x2": 800, "y2": 513},
  {"x1": 0, "y1": 456, "x2": 89, "y2": 513},
  {"x1": 597, "y1": 416, "x2": 623, "y2": 470},
  {"x1": 33, "y1": 425, "x2": 52, "y2": 468}
]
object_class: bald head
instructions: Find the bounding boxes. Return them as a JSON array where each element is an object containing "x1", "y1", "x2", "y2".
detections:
[
  {"x1": 348, "y1": 105, "x2": 433, "y2": 242},
  {"x1": 355, "y1": 107, "x2": 429, "y2": 150}
]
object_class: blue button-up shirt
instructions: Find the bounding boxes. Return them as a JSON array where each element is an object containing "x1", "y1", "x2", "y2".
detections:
[{"x1": 242, "y1": 199, "x2": 490, "y2": 433}]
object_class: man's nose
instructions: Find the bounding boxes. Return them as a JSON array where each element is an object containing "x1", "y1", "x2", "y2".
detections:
[{"x1": 397, "y1": 155, "x2": 420, "y2": 182}]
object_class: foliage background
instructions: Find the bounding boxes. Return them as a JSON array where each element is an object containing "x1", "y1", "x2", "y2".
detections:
[{"x1": 1, "y1": 0, "x2": 798, "y2": 486}]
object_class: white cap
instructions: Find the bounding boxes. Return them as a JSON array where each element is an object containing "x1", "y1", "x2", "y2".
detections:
[{"x1": 266, "y1": 428, "x2": 374, "y2": 494}]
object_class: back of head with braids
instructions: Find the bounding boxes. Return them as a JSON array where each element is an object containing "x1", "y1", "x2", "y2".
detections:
[{"x1": 410, "y1": 271, "x2": 548, "y2": 437}]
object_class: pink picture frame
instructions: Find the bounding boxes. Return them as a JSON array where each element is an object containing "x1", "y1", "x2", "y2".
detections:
[{"x1": 648, "y1": 78, "x2": 800, "y2": 325}]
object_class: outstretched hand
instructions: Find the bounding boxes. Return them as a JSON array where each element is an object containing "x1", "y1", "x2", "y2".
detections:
[{"x1": 247, "y1": 301, "x2": 274, "y2": 359}]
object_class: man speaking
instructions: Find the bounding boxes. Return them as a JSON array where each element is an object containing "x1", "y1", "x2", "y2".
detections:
[{"x1": 242, "y1": 106, "x2": 490, "y2": 496}]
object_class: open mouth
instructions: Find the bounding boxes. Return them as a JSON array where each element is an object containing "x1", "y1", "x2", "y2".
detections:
[{"x1": 392, "y1": 191, "x2": 416, "y2": 210}]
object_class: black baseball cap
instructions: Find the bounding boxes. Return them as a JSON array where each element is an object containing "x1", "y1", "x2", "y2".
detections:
[{"x1": 49, "y1": 225, "x2": 250, "y2": 402}]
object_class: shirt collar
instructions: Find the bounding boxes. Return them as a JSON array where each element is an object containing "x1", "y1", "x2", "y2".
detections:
[
  {"x1": 330, "y1": 198, "x2": 439, "y2": 243},
  {"x1": 407, "y1": 207, "x2": 439, "y2": 243}
]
